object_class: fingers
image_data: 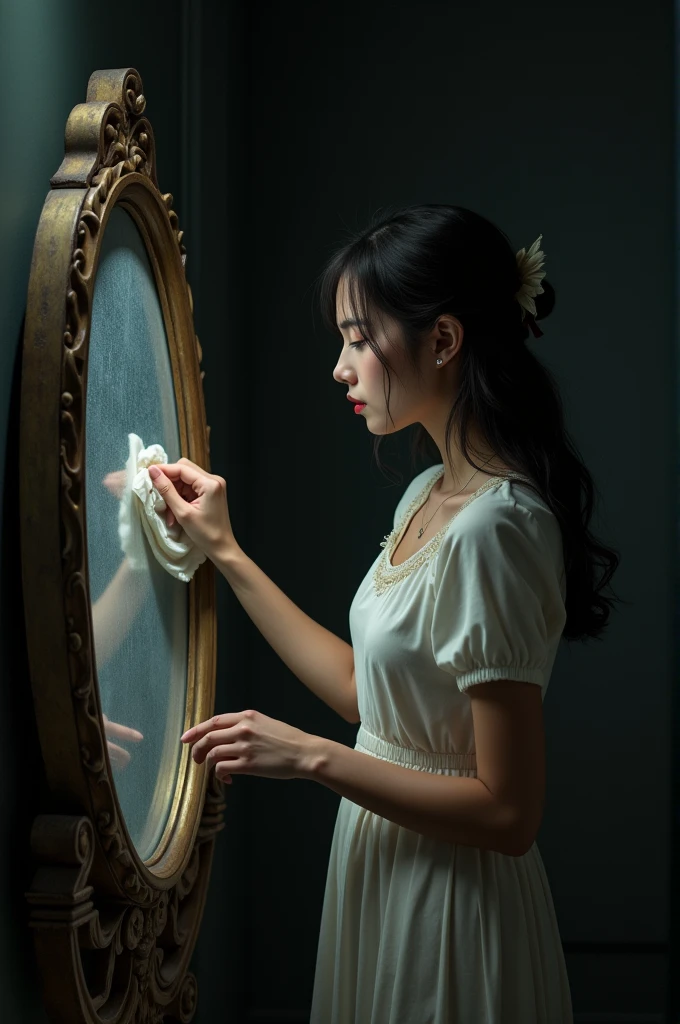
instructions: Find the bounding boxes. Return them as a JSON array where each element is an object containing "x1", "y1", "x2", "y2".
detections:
[
  {"x1": 189, "y1": 727, "x2": 240, "y2": 764},
  {"x1": 202, "y1": 744, "x2": 243, "y2": 768},
  {"x1": 185, "y1": 714, "x2": 254, "y2": 764},
  {"x1": 107, "y1": 741, "x2": 131, "y2": 768},
  {"x1": 103, "y1": 470, "x2": 127, "y2": 499},
  {"x1": 160, "y1": 461, "x2": 224, "y2": 500},
  {"x1": 150, "y1": 463, "x2": 215, "y2": 517},
  {"x1": 104, "y1": 720, "x2": 144, "y2": 742},
  {"x1": 159, "y1": 460, "x2": 211, "y2": 487},
  {"x1": 181, "y1": 712, "x2": 240, "y2": 744},
  {"x1": 148, "y1": 468, "x2": 184, "y2": 515}
]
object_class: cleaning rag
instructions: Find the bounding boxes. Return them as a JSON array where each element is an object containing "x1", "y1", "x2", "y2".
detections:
[{"x1": 118, "y1": 432, "x2": 206, "y2": 583}]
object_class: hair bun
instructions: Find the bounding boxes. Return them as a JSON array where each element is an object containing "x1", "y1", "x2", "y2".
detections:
[{"x1": 533, "y1": 279, "x2": 555, "y2": 321}]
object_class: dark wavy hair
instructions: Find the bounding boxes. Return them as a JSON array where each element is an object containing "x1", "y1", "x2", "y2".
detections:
[{"x1": 317, "y1": 204, "x2": 625, "y2": 643}]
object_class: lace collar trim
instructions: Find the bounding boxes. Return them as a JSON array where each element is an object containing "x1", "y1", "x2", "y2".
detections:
[{"x1": 373, "y1": 468, "x2": 533, "y2": 595}]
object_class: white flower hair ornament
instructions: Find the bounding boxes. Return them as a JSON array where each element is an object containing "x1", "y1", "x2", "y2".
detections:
[{"x1": 515, "y1": 234, "x2": 547, "y2": 338}]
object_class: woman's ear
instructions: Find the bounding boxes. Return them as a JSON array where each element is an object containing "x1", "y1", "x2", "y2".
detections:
[{"x1": 430, "y1": 315, "x2": 464, "y2": 364}]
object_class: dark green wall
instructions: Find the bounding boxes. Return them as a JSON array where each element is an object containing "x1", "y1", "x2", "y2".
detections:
[{"x1": 239, "y1": 1, "x2": 674, "y2": 1020}]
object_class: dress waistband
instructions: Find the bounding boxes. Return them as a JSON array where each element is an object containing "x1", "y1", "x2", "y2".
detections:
[{"x1": 355, "y1": 724, "x2": 477, "y2": 773}]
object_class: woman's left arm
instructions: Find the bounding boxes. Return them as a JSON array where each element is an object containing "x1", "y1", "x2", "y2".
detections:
[{"x1": 304, "y1": 678, "x2": 545, "y2": 858}]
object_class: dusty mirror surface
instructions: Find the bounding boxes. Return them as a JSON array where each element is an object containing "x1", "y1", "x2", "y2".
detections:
[{"x1": 85, "y1": 203, "x2": 188, "y2": 861}]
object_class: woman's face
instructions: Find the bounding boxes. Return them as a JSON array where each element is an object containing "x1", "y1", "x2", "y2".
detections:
[{"x1": 332, "y1": 275, "x2": 428, "y2": 436}]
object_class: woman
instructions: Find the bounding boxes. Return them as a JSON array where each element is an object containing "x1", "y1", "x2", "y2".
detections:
[{"x1": 149, "y1": 205, "x2": 622, "y2": 1023}]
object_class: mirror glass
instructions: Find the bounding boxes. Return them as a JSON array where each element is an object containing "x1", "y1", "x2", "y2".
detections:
[{"x1": 85, "y1": 204, "x2": 188, "y2": 861}]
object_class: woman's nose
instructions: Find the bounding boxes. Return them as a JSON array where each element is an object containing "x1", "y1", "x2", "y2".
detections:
[{"x1": 332, "y1": 364, "x2": 352, "y2": 385}]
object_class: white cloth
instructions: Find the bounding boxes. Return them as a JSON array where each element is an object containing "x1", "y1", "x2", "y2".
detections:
[
  {"x1": 310, "y1": 465, "x2": 573, "y2": 1024},
  {"x1": 118, "y1": 433, "x2": 206, "y2": 583}
]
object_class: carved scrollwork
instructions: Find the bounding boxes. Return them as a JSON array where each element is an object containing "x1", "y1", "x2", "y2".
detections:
[
  {"x1": 27, "y1": 788, "x2": 222, "y2": 1021},
  {"x1": 51, "y1": 69, "x2": 155, "y2": 188},
  {"x1": 21, "y1": 68, "x2": 220, "y2": 1022}
]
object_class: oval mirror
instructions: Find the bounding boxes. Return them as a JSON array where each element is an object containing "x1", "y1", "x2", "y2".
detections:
[{"x1": 19, "y1": 68, "x2": 222, "y2": 1024}]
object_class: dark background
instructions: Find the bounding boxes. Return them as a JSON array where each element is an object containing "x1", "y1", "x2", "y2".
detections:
[{"x1": 0, "y1": 1, "x2": 675, "y2": 1021}]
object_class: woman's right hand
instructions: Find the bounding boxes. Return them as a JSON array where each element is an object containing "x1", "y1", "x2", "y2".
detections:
[{"x1": 148, "y1": 457, "x2": 236, "y2": 560}]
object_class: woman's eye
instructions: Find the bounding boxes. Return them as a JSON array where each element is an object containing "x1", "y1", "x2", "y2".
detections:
[{"x1": 350, "y1": 340, "x2": 366, "y2": 349}]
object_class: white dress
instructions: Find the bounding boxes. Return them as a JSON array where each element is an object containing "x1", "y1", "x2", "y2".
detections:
[{"x1": 310, "y1": 464, "x2": 573, "y2": 1024}]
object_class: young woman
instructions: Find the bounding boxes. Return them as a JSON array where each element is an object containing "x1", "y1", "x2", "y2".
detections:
[{"x1": 150, "y1": 205, "x2": 621, "y2": 1023}]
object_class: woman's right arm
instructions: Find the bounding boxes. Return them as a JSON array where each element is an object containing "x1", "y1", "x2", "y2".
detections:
[
  {"x1": 147, "y1": 458, "x2": 359, "y2": 725},
  {"x1": 214, "y1": 544, "x2": 359, "y2": 724}
]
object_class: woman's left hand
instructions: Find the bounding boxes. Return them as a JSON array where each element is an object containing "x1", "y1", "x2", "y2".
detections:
[{"x1": 181, "y1": 709, "x2": 319, "y2": 783}]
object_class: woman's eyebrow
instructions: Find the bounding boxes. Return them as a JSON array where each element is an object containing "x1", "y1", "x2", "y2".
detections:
[{"x1": 337, "y1": 318, "x2": 369, "y2": 330}]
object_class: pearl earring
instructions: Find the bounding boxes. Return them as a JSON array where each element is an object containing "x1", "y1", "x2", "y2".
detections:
[{"x1": 436, "y1": 358, "x2": 443, "y2": 365}]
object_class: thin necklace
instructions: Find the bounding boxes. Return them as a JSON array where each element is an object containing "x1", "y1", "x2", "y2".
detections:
[{"x1": 417, "y1": 456, "x2": 497, "y2": 539}]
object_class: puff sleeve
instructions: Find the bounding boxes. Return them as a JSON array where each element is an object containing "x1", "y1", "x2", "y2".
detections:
[{"x1": 430, "y1": 497, "x2": 566, "y2": 693}]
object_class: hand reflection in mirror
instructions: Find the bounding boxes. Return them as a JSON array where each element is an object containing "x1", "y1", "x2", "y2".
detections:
[
  {"x1": 103, "y1": 712, "x2": 144, "y2": 769},
  {"x1": 102, "y1": 468, "x2": 127, "y2": 500},
  {"x1": 93, "y1": 463, "x2": 153, "y2": 667},
  {"x1": 93, "y1": 465, "x2": 151, "y2": 767}
]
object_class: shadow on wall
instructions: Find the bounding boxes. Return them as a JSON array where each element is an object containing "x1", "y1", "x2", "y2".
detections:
[{"x1": 1, "y1": 317, "x2": 50, "y2": 1022}]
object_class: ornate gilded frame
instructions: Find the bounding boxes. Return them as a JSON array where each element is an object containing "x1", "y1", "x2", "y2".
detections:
[{"x1": 19, "y1": 69, "x2": 224, "y2": 1024}]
